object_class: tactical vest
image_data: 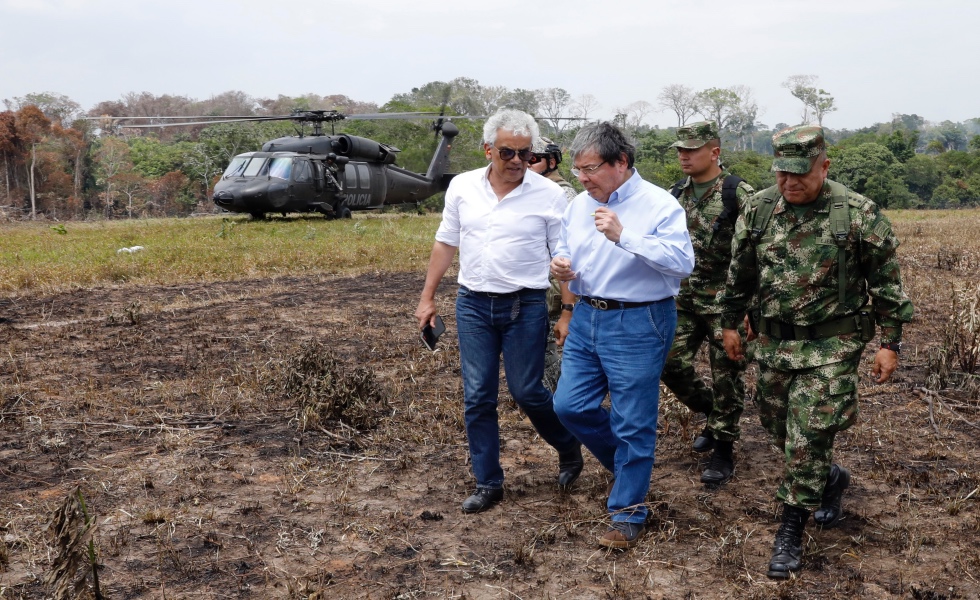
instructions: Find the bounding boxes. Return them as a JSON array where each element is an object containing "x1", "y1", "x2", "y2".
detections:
[{"x1": 747, "y1": 180, "x2": 854, "y2": 315}]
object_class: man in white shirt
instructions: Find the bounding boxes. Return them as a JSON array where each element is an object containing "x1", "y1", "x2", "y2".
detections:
[{"x1": 415, "y1": 109, "x2": 583, "y2": 514}]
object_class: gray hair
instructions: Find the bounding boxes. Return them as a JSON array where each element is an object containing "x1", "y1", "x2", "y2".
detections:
[
  {"x1": 569, "y1": 122, "x2": 636, "y2": 169},
  {"x1": 483, "y1": 109, "x2": 540, "y2": 146}
]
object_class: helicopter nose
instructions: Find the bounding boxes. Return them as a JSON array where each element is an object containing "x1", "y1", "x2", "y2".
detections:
[{"x1": 213, "y1": 190, "x2": 235, "y2": 207}]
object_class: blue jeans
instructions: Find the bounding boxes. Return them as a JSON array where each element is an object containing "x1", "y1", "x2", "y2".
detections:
[
  {"x1": 554, "y1": 298, "x2": 676, "y2": 524},
  {"x1": 456, "y1": 286, "x2": 579, "y2": 489}
]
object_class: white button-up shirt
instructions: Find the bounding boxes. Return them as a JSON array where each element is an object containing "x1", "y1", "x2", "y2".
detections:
[{"x1": 435, "y1": 166, "x2": 566, "y2": 293}]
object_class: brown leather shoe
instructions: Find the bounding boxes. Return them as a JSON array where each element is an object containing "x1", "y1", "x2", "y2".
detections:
[{"x1": 598, "y1": 521, "x2": 645, "y2": 549}]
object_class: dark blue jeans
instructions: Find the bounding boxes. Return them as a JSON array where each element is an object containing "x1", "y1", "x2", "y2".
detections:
[
  {"x1": 456, "y1": 286, "x2": 578, "y2": 489},
  {"x1": 554, "y1": 298, "x2": 676, "y2": 524}
]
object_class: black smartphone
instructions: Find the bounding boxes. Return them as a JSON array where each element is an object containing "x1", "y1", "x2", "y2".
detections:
[{"x1": 421, "y1": 315, "x2": 446, "y2": 351}]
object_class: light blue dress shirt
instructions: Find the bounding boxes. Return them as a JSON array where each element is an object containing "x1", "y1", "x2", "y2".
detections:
[{"x1": 555, "y1": 169, "x2": 694, "y2": 302}]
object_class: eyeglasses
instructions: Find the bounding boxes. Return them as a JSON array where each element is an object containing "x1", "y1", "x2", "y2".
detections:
[
  {"x1": 493, "y1": 146, "x2": 534, "y2": 162},
  {"x1": 571, "y1": 161, "x2": 607, "y2": 178},
  {"x1": 528, "y1": 153, "x2": 548, "y2": 165}
]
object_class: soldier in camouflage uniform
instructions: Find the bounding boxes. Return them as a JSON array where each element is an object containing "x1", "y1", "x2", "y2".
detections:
[
  {"x1": 661, "y1": 121, "x2": 755, "y2": 486},
  {"x1": 717, "y1": 125, "x2": 914, "y2": 579},
  {"x1": 530, "y1": 137, "x2": 577, "y2": 392}
]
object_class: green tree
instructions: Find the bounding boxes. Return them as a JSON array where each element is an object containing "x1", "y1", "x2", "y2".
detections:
[
  {"x1": 903, "y1": 154, "x2": 942, "y2": 202},
  {"x1": 829, "y1": 142, "x2": 914, "y2": 207}
]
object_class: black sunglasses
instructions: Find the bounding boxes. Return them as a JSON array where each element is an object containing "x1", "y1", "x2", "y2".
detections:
[{"x1": 494, "y1": 146, "x2": 534, "y2": 161}]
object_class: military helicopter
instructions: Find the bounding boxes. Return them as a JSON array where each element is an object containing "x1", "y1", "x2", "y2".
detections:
[{"x1": 101, "y1": 110, "x2": 460, "y2": 219}]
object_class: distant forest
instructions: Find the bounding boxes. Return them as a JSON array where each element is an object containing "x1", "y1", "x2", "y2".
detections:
[{"x1": 2, "y1": 77, "x2": 979, "y2": 220}]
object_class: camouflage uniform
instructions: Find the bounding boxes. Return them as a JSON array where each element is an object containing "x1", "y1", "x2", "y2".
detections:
[
  {"x1": 538, "y1": 137, "x2": 578, "y2": 391},
  {"x1": 717, "y1": 127, "x2": 914, "y2": 509},
  {"x1": 661, "y1": 121, "x2": 755, "y2": 443}
]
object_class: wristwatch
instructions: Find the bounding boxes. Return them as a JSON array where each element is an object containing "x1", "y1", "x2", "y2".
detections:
[
  {"x1": 880, "y1": 341, "x2": 901, "y2": 353},
  {"x1": 561, "y1": 303, "x2": 575, "y2": 312}
]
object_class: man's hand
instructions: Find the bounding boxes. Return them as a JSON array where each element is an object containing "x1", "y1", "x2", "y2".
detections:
[
  {"x1": 551, "y1": 256, "x2": 576, "y2": 282},
  {"x1": 594, "y1": 206, "x2": 624, "y2": 243},
  {"x1": 415, "y1": 298, "x2": 438, "y2": 331},
  {"x1": 554, "y1": 310, "x2": 572, "y2": 346},
  {"x1": 723, "y1": 328, "x2": 744, "y2": 361},
  {"x1": 871, "y1": 348, "x2": 899, "y2": 383}
]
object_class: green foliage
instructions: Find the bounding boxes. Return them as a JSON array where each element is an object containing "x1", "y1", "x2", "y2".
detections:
[
  {"x1": 128, "y1": 136, "x2": 194, "y2": 178},
  {"x1": 634, "y1": 129, "x2": 677, "y2": 164},
  {"x1": 724, "y1": 150, "x2": 775, "y2": 191},
  {"x1": 635, "y1": 157, "x2": 683, "y2": 189},
  {"x1": 904, "y1": 154, "x2": 943, "y2": 200}
]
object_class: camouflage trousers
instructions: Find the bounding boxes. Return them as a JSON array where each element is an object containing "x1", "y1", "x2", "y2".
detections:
[
  {"x1": 543, "y1": 276, "x2": 564, "y2": 393},
  {"x1": 543, "y1": 317, "x2": 562, "y2": 393},
  {"x1": 757, "y1": 357, "x2": 860, "y2": 509},
  {"x1": 661, "y1": 309, "x2": 748, "y2": 442}
]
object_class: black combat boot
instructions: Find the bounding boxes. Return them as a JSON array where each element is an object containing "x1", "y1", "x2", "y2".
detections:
[
  {"x1": 813, "y1": 464, "x2": 850, "y2": 528},
  {"x1": 692, "y1": 413, "x2": 714, "y2": 452},
  {"x1": 767, "y1": 504, "x2": 810, "y2": 579},
  {"x1": 700, "y1": 439, "x2": 734, "y2": 486}
]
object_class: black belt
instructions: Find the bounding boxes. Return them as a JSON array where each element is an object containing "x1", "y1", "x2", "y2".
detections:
[
  {"x1": 758, "y1": 314, "x2": 860, "y2": 341},
  {"x1": 463, "y1": 286, "x2": 545, "y2": 298},
  {"x1": 580, "y1": 296, "x2": 670, "y2": 310}
]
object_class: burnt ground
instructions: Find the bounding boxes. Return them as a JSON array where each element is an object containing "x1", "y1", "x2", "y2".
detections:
[{"x1": 0, "y1": 270, "x2": 978, "y2": 599}]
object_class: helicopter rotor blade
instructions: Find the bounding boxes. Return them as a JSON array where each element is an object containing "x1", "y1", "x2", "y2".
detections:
[
  {"x1": 88, "y1": 111, "x2": 453, "y2": 129},
  {"x1": 98, "y1": 116, "x2": 295, "y2": 129}
]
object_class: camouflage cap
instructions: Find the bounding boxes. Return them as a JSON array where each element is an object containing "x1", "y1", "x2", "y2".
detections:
[
  {"x1": 771, "y1": 125, "x2": 825, "y2": 174},
  {"x1": 671, "y1": 121, "x2": 719, "y2": 149}
]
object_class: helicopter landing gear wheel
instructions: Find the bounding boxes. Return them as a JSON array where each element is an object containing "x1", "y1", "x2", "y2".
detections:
[
  {"x1": 249, "y1": 211, "x2": 266, "y2": 220},
  {"x1": 340, "y1": 206, "x2": 352, "y2": 219}
]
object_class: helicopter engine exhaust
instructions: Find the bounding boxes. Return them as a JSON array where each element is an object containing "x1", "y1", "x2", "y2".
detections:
[{"x1": 331, "y1": 135, "x2": 398, "y2": 165}]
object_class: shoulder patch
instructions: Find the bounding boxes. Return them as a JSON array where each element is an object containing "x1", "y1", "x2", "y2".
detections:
[{"x1": 873, "y1": 220, "x2": 892, "y2": 240}]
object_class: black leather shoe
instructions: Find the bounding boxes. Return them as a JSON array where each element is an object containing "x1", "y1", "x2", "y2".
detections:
[
  {"x1": 767, "y1": 504, "x2": 809, "y2": 579},
  {"x1": 558, "y1": 443, "x2": 584, "y2": 489},
  {"x1": 692, "y1": 425, "x2": 714, "y2": 453},
  {"x1": 461, "y1": 487, "x2": 503, "y2": 514},
  {"x1": 700, "y1": 441, "x2": 734, "y2": 486},
  {"x1": 813, "y1": 464, "x2": 850, "y2": 528}
]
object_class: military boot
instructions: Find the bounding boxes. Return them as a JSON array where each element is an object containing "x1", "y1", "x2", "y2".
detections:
[
  {"x1": 767, "y1": 504, "x2": 810, "y2": 579},
  {"x1": 813, "y1": 464, "x2": 850, "y2": 528},
  {"x1": 692, "y1": 413, "x2": 714, "y2": 452},
  {"x1": 700, "y1": 440, "x2": 734, "y2": 486}
]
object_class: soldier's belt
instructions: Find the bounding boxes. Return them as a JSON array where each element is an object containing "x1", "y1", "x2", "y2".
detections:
[{"x1": 757, "y1": 314, "x2": 860, "y2": 341}]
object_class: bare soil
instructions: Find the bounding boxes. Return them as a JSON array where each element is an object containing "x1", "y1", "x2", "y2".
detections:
[{"x1": 1, "y1": 269, "x2": 978, "y2": 599}]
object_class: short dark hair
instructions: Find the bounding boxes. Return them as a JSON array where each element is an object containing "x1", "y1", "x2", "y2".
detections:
[{"x1": 569, "y1": 122, "x2": 635, "y2": 169}]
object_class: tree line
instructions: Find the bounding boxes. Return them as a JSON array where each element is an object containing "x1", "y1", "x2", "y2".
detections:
[{"x1": 2, "y1": 78, "x2": 979, "y2": 221}]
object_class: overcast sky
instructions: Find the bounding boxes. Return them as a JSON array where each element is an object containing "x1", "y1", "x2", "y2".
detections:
[{"x1": 2, "y1": 0, "x2": 977, "y2": 130}]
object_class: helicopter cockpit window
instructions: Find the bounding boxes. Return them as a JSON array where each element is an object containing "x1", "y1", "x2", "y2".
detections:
[
  {"x1": 223, "y1": 156, "x2": 249, "y2": 178},
  {"x1": 293, "y1": 160, "x2": 312, "y2": 183},
  {"x1": 345, "y1": 169, "x2": 357, "y2": 189},
  {"x1": 268, "y1": 157, "x2": 292, "y2": 180},
  {"x1": 243, "y1": 157, "x2": 267, "y2": 177},
  {"x1": 357, "y1": 165, "x2": 370, "y2": 189}
]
